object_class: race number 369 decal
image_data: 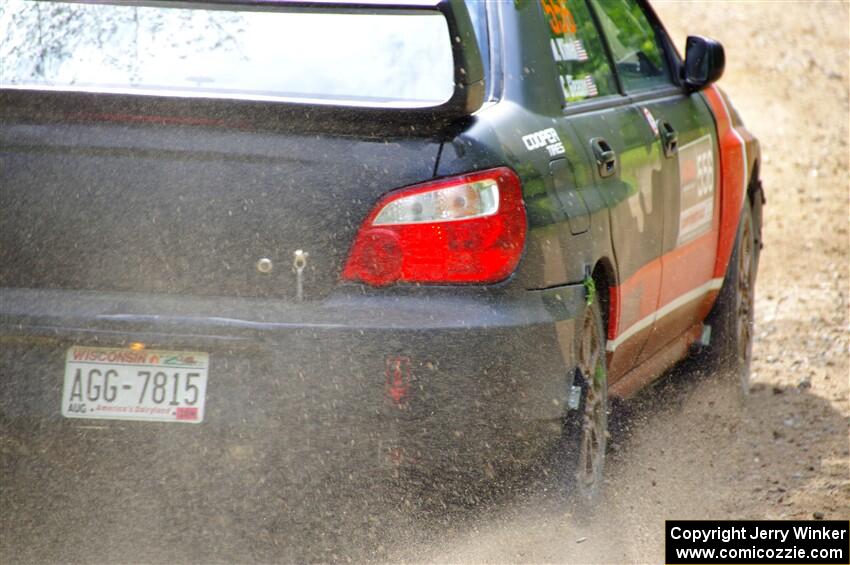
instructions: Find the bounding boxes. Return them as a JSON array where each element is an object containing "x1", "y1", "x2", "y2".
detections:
[{"x1": 677, "y1": 135, "x2": 716, "y2": 246}]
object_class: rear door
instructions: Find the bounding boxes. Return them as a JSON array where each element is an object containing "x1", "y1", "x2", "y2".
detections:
[
  {"x1": 589, "y1": 0, "x2": 720, "y2": 361},
  {"x1": 538, "y1": 0, "x2": 667, "y2": 382}
]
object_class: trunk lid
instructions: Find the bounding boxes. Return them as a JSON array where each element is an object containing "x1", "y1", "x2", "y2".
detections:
[{"x1": 0, "y1": 91, "x2": 442, "y2": 300}]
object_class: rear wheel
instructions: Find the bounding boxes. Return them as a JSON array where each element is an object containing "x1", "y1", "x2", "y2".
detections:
[
  {"x1": 704, "y1": 199, "x2": 758, "y2": 394},
  {"x1": 562, "y1": 299, "x2": 608, "y2": 505}
]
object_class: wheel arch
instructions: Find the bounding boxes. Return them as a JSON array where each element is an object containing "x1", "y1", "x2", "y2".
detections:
[
  {"x1": 747, "y1": 157, "x2": 764, "y2": 262},
  {"x1": 591, "y1": 257, "x2": 616, "y2": 344}
]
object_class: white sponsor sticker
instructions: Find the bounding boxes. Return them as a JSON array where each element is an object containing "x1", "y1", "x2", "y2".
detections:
[
  {"x1": 642, "y1": 107, "x2": 660, "y2": 137},
  {"x1": 522, "y1": 127, "x2": 565, "y2": 156},
  {"x1": 677, "y1": 135, "x2": 716, "y2": 245}
]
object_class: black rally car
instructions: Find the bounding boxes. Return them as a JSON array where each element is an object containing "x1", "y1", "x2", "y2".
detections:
[{"x1": 0, "y1": 0, "x2": 762, "y2": 542}]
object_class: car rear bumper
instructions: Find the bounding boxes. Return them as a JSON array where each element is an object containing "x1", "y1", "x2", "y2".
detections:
[{"x1": 0, "y1": 285, "x2": 585, "y2": 560}]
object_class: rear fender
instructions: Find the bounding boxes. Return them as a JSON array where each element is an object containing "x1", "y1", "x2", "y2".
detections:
[{"x1": 702, "y1": 85, "x2": 759, "y2": 279}]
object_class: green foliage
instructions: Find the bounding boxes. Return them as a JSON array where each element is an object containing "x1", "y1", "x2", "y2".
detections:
[{"x1": 583, "y1": 275, "x2": 596, "y2": 306}]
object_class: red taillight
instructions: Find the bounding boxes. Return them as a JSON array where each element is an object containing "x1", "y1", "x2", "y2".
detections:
[{"x1": 342, "y1": 167, "x2": 527, "y2": 286}]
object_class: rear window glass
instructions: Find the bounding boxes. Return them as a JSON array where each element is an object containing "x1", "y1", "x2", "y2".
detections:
[
  {"x1": 539, "y1": 0, "x2": 617, "y2": 103},
  {"x1": 0, "y1": 0, "x2": 456, "y2": 106}
]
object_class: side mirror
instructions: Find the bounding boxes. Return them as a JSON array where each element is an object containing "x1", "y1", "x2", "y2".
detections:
[{"x1": 683, "y1": 36, "x2": 725, "y2": 91}]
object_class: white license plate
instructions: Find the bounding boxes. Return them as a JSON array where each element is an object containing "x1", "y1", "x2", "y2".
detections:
[{"x1": 62, "y1": 346, "x2": 208, "y2": 424}]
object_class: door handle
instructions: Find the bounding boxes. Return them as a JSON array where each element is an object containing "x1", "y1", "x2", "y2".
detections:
[
  {"x1": 658, "y1": 119, "x2": 678, "y2": 158},
  {"x1": 590, "y1": 137, "x2": 617, "y2": 178}
]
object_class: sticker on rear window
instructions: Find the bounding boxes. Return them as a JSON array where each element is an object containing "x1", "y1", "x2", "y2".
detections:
[
  {"x1": 541, "y1": 0, "x2": 578, "y2": 36},
  {"x1": 561, "y1": 74, "x2": 598, "y2": 101},
  {"x1": 551, "y1": 37, "x2": 588, "y2": 62}
]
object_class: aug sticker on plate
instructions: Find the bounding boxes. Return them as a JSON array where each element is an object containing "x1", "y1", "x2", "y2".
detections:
[{"x1": 62, "y1": 346, "x2": 208, "y2": 424}]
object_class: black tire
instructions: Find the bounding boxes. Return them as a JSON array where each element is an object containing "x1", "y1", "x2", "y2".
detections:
[
  {"x1": 703, "y1": 198, "x2": 758, "y2": 394},
  {"x1": 560, "y1": 298, "x2": 608, "y2": 506}
]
